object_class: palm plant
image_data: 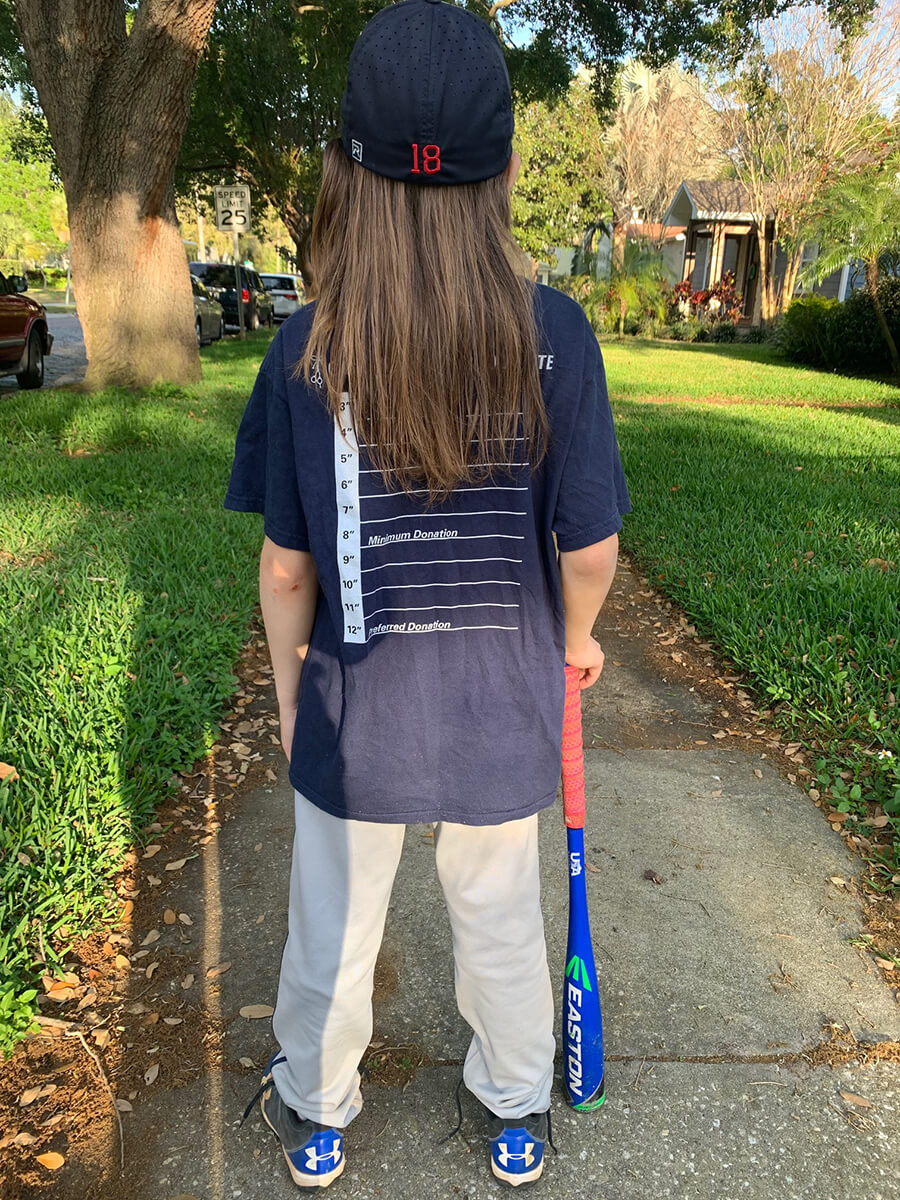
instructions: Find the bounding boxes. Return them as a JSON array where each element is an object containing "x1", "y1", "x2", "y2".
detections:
[
  {"x1": 606, "y1": 239, "x2": 667, "y2": 337},
  {"x1": 800, "y1": 153, "x2": 900, "y2": 376}
]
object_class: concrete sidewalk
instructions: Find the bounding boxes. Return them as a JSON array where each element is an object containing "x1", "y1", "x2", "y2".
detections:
[{"x1": 119, "y1": 563, "x2": 898, "y2": 1200}]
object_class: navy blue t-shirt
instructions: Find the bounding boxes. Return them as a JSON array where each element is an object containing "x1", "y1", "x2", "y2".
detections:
[{"x1": 224, "y1": 284, "x2": 631, "y2": 824}]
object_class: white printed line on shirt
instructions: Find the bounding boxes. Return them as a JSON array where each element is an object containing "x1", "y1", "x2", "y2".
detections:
[
  {"x1": 361, "y1": 556, "x2": 524, "y2": 573},
  {"x1": 358, "y1": 463, "x2": 529, "y2": 473},
  {"x1": 365, "y1": 623, "x2": 520, "y2": 641},
  {"x1": 359, "y1": 486, "x2": 529, "y2": 499},
  {"x1": 361, "y1": 533, "x2": 525, "y2": 547},
  {"x1": 366, "y1": 602, "x2": 520, "y2": 618},
  {"x1": 362, "y1": 579, "x2": 521, "y2": 598},
  {"x1": 361, "y1": 510, "x2": 527, "y2": 526}
]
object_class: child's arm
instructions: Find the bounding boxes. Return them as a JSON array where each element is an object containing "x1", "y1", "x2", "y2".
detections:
[
  {"x1": 258, "y1": 536, "x2": 319, "y2": 758},
  {"x1": 559, "y1": 533, "x2": 619, "y2": 688}
]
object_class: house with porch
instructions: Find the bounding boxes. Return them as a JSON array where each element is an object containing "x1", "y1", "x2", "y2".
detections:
[{"x1": 662, "y1": 179, "x2": 850, "y2": 325}]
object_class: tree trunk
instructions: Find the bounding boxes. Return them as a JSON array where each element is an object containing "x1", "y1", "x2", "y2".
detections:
[
  {"x1": 282, "y1": 202, "x2": 314, "y2": 294},
  {"x1": 866, "y1": 257, "x2": 900, "y2": 377},
  {"x1": 755, "y1": 224, "x2": 776, "y2": 324},
  {"x1": 611, "y1": 219, "x2": 626, "y2": 274},
  {"x1": 15, "y1": 0, "x2": 217, "y2": 390},
  {"x1": 777, "y1": 244, "x2": 805, "y2": 315}
]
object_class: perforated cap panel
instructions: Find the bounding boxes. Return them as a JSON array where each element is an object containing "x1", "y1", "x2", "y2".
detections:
[{"x1": 340, "y1": 0, "x2": 513, "y2": 185}]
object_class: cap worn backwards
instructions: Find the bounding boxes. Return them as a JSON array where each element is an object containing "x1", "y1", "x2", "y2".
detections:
[{"x1": 340, "y1": 0, "x2": 514, "y2": 185}]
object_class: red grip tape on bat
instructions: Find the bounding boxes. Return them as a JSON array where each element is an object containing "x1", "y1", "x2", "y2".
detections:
[{"x1": 562, "y1": 664, "x2": 586, "y2": 830}]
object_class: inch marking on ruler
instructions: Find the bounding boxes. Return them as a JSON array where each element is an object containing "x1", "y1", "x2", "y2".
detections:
[{"x1": 334, "y1": 397, "x2": 365, "y2": 643}]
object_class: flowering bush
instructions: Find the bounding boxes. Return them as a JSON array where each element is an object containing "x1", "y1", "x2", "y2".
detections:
[{"x1": 667, "y1": 272, "x2": 742, "y2": 324}]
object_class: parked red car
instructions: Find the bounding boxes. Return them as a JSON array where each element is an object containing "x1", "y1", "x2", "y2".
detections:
[{"x1": 0, "y1": 273, "x2": 52, "y2": 389}]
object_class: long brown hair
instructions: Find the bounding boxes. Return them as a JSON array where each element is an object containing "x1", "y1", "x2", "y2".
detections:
[{"x1": 298, "y1": 139, "x2": 547, "y2": 501}]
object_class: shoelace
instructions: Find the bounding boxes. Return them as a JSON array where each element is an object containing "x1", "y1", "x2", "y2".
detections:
[
  {"x1": 438, "y1": 1075, "x2": 556, "y2": 1153},
  {"x1": 240, "y1": 1053, "x2": 287, "y2": 1126}
]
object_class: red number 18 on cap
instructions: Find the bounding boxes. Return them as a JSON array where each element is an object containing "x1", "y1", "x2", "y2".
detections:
[{"x1": 410, "y1": 144, "x2": 441, "y2": 174}]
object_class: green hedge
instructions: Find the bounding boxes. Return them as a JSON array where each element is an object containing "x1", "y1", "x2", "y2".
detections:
[{"x1": 781, "y1": 277, "x2": 900, "y2": 373}]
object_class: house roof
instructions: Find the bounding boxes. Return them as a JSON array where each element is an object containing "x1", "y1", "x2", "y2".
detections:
[
  {"x1": 663, "y1": 179, "x2": 773, "y2": 226},
  {"x1": 625, "y1": 221, "x2": 685, "y2": 242}
]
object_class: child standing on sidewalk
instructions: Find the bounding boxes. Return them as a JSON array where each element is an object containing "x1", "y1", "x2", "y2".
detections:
[{"x1": 225, "y1": 0, "x2": 630, "y2": 1188}]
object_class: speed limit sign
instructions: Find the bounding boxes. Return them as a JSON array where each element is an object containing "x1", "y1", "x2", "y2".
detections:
[{"x1": 214, "y1": 184, "x2": 251, "y2": 233}]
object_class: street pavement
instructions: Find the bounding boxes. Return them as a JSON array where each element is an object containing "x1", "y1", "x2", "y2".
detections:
[
  {"x1": 118, "y1": 565, "x2": 899, "y2": 1200},
  {"x1": 0, "y1": 313, "x2": 87, "y2": 394}
]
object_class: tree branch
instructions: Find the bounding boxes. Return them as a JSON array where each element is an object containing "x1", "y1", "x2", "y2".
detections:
[{"x1": 489, "y1": 0, "x2": 519, "y2": 19}]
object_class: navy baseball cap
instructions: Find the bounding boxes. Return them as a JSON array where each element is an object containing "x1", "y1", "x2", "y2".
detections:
[{"x1": 340, "y1": 0, "x2": 514, "y2": 185}]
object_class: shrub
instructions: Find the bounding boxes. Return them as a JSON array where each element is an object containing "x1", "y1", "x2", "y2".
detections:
[
  {"x1": 835, "y1": 277, "x2": 900, "y2": 373},
  {"x1": 742, "y1": 326, "x2": 770, "y2": 344},
  {"x1": 711, "y1": 321, "x2": 737, "y2": 342},
  {"x1": 691, "y1": 323, "x2": 711, "y2": 342},
  {"x1": 778, "y1": 295, "x2": 843, "y2": 366},
  {"x1": 781, "y1": 278, "x2": 900, "y2": 373},
  {"x1": 669, "y1": 319, "x2": 695, "y2": 341}
]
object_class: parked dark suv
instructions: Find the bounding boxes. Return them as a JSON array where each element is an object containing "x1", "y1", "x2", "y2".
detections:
[
  {"x1": 0, "y1": 272, "x2": 52, "y2": 389},
  {"x1": 188, "y1": 263, "x2": 275, "y2": 331}
]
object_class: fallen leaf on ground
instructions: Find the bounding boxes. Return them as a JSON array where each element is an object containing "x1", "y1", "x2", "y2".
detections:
[
  {"x1": 163, "y1": 1016, "x2": 183, "y2": 1025},
  {"x1": 14, "y1": 1131, "x2": 37, "y2": 1146},
  {"x1": 120, "y1": 900, "x2": 134, "y2": 921},
  {"x1": 93, "y1": 1029, "x2": 111, "y2": 1050},
  {"x1": 870, "y1": 814, "x2": 890, "y2": 828},
  {"x1": 206, "y1": 961, "x2": 232, "y2": 978},
  {"x1": 166, "y1": 858, "x2": 187, "y2": 872},
  {"x1": 141, "y1": 929, "x2": 160, "y2": 946},
  {"x1": 839, "y1": 1090, "x2": 873, "y2": 1109},
  {"x1": 141, "y1": 1011, "x2": 160, "y2": 1025},
  {"x1": 163, "y1": 908, "x2": 177, "y2": 925},
  {"x1": 828, "y1": 876, "x2": 847, "y2": 889},
  {"x1": 239, "y1": 1056, "x2": 255, "y2": 1068},
  {"x1": 19, "y1": 1083, "x2": 57, "y2": 1106},
  {"x1": 240, "y1": 1003, "x2": 274, "y2": 1019},
  {"x1": 144, "y1": 1063, "x2": 160, "y2": 1085},
  {"x1": 181, "y1": 974, "x2": 195, "y2": 990},
  {"x1": 145, "y1": 962, "x2": 159, "y2": 980},
  {"x1": 114, "y1": 1098, "x2": 133, "y2": 1112},
  {"x1": 753, "y1": 769, "x2": 763, "y2": 779},
  {"x1": 713, "y1": 730, "x2": 728, "y2": 739},
  {"x1": 585, "y1": 862, "x2": 601, "y2": 874},
  {"x1": 115, "y1": 954, "x2": 131, "y2": 971},
  {"x1": 148, "y1": 874, "x2": 162, "y2": 886},
  {"x1": 0, "y1": 761, "x2": 19, "y2": 781},
  {"x1": 643, "y1": 869, "x2": 665, "y2": 885},
  {"x1": 36, "y1": 1152, "x2": 65, "y2": 1170},
  {"x1": 41, "y1": 1114, "x2": 64, "y2": 1128},
  {"x1": 178, "y1": 913, "x2": 193, "y2": 925},
  {"x1": 874, "y1": 957, "x2": 895, "y2": 971},
  {"x1": 142, "y1": 845, "x2": 162, "y2": 858}
]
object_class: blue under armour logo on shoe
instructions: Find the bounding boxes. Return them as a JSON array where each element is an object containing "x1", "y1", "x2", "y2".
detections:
[
  {"x1": 490, "y1": 1125, "x2": 544, "y2": 1183},
  {"x1": 289, "y1": 1128, "x2": 344, "y2": 1179}
]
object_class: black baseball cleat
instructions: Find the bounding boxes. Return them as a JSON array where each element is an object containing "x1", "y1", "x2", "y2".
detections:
[
  {"x1": 486, "y1": 1108, "x2": 550, "y2": 1187},
  {"x1": 242, "y1": 1053, "x2": 345, "y2": 1188}
]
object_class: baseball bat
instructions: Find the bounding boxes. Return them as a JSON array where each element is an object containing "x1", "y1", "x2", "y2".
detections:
[{"x1": 561, "y1": 664, "x2": 605, "y2": 1110}]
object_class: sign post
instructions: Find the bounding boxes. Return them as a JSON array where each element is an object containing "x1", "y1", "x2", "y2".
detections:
[{"x1": 214, "y1": 184, "x2": 251, "y2": 340}]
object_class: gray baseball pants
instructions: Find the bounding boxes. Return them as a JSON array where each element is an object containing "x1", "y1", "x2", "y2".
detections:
[{"x1": 271, "y1": 789, "x2": 555, "y2": 1128}]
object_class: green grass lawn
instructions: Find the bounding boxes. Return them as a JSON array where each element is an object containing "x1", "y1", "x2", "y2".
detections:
[
  {"x1": 0, "y1": 333, "x2": 898, "y2": 1053},
  {"x1": 603, "y1": 341, "x2": 900, "y2": 885},
  {"x1": 601, "y1": 338, "x2": 900, "y2": 406},
  {"x1": 0, "y1": 331, "x2": 275, "y2": 1052}
]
